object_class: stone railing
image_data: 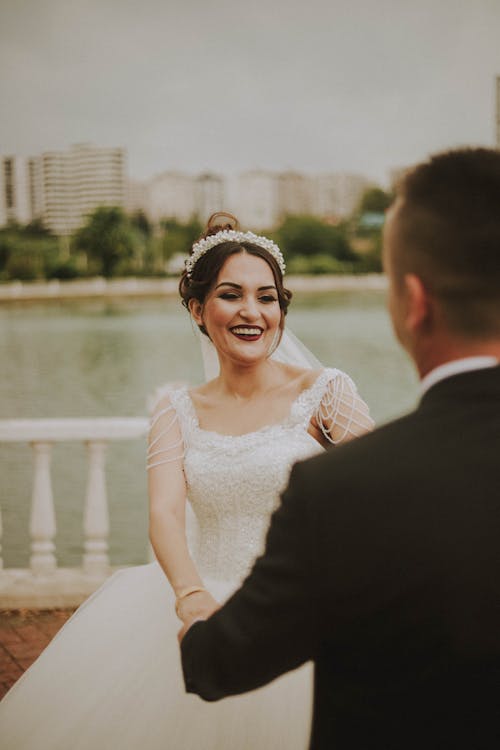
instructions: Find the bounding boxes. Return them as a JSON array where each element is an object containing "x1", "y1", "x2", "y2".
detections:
[
  {"x1": 0, "y1": 417, "x2": 149, "y2": 608},
  {"x1": 0, "y1": 274, "x2": 388, "y2": 303},
  {"x1": 0, "y1": 277, "x2": 181, "y2": 302}
]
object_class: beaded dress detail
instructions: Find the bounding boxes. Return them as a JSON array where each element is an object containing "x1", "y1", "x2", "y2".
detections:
[
  {"x1": 164, "y1": 368, "x2": 370, "y2": 586},
  {"x1": 0, "y1": 368, "x2": 373, "y2": 750}
]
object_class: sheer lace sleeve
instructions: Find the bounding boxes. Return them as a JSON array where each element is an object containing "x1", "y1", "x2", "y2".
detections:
[
  {"x1": 147, "y1": 395, "x2": 185, "y2": 470},
  {"x1": 315, "y1": 372, "x2": 374, "y2": 446}
]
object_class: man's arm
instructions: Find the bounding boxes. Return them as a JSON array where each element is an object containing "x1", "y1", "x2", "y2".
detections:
[{"x1": 180, "y1": 461, "x2": 318, "y2": 701}]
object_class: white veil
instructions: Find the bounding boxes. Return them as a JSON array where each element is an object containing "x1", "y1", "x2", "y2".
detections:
[
  {"x1": 271, "y1": 328, "x2": 322, "y2": 370},
  {"x1": 198, "y1": 326, "x2": 322, "y2": 381}
]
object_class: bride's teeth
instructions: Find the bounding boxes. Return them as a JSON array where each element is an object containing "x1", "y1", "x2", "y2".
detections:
[{"x1": 232, "y1": 327, "x2": 261, "y2": 335}]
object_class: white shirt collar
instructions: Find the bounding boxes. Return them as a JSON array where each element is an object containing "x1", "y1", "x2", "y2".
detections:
[{"x1": 419, "y1": 357, "x2": 499, "y2": 396}]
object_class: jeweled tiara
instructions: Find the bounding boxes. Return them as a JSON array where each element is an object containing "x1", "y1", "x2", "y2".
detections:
[{"x1": 185, "y1": 230, "x2": 286, "y2": 278}]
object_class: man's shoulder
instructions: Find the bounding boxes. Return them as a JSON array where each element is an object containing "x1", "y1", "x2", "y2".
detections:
[
  {"x1": 284, "y1": 410, "x2": 427, "y2": 532},
  {"x1": 297, "y1": 409, "x2": 421, "y2": 484}
]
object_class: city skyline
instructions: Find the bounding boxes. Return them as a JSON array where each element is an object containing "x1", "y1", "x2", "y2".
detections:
[
  {"x1": 1, "y1": 0, "x2": 499, "y2": 186},
  {"x1": 1, "y1": 144, "x2": 374, "y2": 233}
]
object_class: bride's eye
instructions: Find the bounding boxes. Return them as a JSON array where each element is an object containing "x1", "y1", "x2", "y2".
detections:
[
  {"x1": 259, "y1": 295, "x2": 277, "y2": 303},
  {"x1": 219, "y1": 292, "x2": 240, "y2": 300}
]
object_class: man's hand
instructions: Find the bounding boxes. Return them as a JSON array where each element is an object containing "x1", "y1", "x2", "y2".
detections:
[
  {"x1": 176, "y1": 590, "x2": 220, "y2": 643},
  {"x1": 176, "y1": 590, "x2": 219, "y2": 623},
  {"x1": 178, "y1": 616, "x2": 205, "y2": 643}
]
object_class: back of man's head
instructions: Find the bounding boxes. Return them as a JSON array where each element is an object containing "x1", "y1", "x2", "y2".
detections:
[{"x1": 393, "y1": 148, "x2": 500, "y2": 338}]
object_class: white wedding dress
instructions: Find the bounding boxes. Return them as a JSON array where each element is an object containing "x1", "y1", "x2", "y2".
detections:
[{"x1": 0, "y1": 368, "x2": 372, "y2": 750}]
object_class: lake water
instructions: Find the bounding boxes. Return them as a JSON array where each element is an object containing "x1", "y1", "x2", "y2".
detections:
[{"x1": 0, "y1": 291, "x2": 418, "y2": 568}]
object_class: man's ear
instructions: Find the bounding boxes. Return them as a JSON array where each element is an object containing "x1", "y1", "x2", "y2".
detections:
[
  {"x1": 188, "y1": 298, "x2": 204, "y2": 327},
  {"x1": 403, "y1": 273, "x2": 432, "y2": 334}
]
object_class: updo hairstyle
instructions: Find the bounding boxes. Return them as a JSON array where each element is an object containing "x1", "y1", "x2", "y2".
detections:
[{"x1": 179, "y1": 212, "x2": 292, "y2": 337}]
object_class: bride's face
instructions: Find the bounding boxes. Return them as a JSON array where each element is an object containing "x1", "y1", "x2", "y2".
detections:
[{"x1": 190, "y1": 251, "x2": 282, "y2": 366}]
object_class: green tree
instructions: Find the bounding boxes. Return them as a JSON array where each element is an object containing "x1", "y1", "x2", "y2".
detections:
[
  {"x1": 24, "y1": 218, "x2": 52, "y2": 237},
  {"x1": 287, "y1": 254, "x2": 357, "y2": 275},
  {"x1": 160, "y1": 217, "x2": 202, "y2": 263},
  {"x1": 357, "y1": 187, "x2": 392, "y2": 214},
  {"x1": 128, "y1": 210, "x2": 155, "y2": 274},
  {"x1": 350, "y1": 187, "x2": 391, "y2": 272},
  {"x1": 74, "y1": 207, "x2": 137, "y2": 277},
  {"x1": 274, "y1": 215, "x2": 355, "y2": 262},
  {"x1": 0, "y1": 234, "x2": 12, "y2": 275},
  {"x1": 356, "y1": 235, "x2": 383, "y2": 273},
  {"x1": 130, "y1": 210, "x2": 152, "y2": 237},
  {"x1": 0, "y1": 225, "x2": 62, "y2": 280}
]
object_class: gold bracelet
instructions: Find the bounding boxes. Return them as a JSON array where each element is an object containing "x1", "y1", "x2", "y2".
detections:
[{"x1": 175, "y1": 586, "x2": 206, "y2": 617}]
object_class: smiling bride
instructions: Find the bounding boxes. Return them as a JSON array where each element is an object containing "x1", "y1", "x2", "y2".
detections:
[{"x1": 0, "y1": 212, "x2": 374, "y2": 749}]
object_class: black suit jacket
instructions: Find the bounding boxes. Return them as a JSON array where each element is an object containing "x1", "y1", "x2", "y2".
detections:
[{"x1": 181, "y1": 366, "x2": 500, "y2": 749}]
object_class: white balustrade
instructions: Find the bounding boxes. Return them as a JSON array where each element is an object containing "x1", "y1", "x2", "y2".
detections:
[
  {"x1": 30, "y1": 441, "x2": 57, "y2": 575},
  {"x1": 0, "y1": 417, "x2": 149, "y2": 607},
  {"x1": 83, "y1": 441, "x2": 109, "y2": 576}
]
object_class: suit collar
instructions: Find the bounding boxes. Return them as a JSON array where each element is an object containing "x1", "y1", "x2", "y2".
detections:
[
  {"x1": 418, "y1": 364, "x2": 500, "y2": 409},
  {"x1": 419, "y1": 357, "x2": 499, "y2": 396}
]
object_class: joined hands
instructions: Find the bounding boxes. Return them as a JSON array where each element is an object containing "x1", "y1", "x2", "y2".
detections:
[{"x1": 177, "y1": 590, "x2": 219, "y2": 643}]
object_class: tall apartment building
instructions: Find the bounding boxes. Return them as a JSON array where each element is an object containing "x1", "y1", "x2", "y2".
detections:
[
  {"x1": 29, "y1": 143, "x2": 126, "y2": 235},
  {"x1": 274, "y1": 171, "x2": 369, "y2": 221},
  {"x1": 196, "y1": 173, "x2": 224, "y2": 222},
  {"x1": 234, "y1": 170, "x2": 371, "y2": 228},
  {"x1": 127, "y1": 172, "x2": 225, "y2": 224},
  {"x1": 237, "y1": 171, "x2": 279, "y2": 229},
  {"x1": 276, "y1": 171, "x2": 313, "y2": 218},
  {"x1": 496, "y1": 76, "x2": 500, "y2": 148},
  {"x1": 126, "y1": 178, "x2": 149, "y2": 215},
  {"x1": 72, "y1": 143, "x2": 125, "y2": 223},
  {"x1": 318, "y1": 173, "x2": 371, "y2": 217},
  {"x1": 30, "y1": 150, "x2": 72, "y2": 234},
  {"x1": 147, "y1": 171, "x2": 197, "y2": 223},
  {"x1": 127, "y1": 167, "x2": 372, "y2": 227},
  {"x1": 312, "y1": 174, "x2": 339, "y2": 220},
  {"x1": 0, "y1": 156, "x2": 31, "y2": 226}
]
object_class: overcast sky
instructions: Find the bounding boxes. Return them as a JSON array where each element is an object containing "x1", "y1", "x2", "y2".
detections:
[{"x1": 1, "y1": 0, "x2": 499, "y2": 185}]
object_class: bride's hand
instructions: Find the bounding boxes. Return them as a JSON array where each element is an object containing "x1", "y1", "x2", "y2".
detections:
[{"x1": 176, "y1": 590, "x2": 219, "y2": 624}]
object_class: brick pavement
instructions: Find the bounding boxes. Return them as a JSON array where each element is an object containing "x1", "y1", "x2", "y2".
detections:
[{"x1": 0, "y1": 609, "x2": 76, "y2": 699}]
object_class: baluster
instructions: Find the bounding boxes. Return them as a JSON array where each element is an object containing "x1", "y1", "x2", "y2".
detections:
[
  {"x1": 83, "y1": 440, "x2": 110, "y2": 575},
  {"x1": 30, "y1": 441, "x2": 57, "y2": 574}
]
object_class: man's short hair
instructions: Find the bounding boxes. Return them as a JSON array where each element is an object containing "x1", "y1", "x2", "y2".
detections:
[{"x1": 394, "y1": 148, "x2": 500, "y2": 337}]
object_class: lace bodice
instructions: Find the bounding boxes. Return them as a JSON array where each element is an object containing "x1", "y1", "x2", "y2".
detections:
[{"x1": 148, "y1": 369, "x2": 373, "y2": 585}]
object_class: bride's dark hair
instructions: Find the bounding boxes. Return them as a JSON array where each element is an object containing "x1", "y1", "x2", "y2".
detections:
[{"x1": 179, "y1": 212, "x2": 292, "y2": 337}]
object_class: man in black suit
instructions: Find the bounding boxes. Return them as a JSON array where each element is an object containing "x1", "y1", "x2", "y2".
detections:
[{"x1": 179, "y1": 148, "x2": 500, "y2": 749}]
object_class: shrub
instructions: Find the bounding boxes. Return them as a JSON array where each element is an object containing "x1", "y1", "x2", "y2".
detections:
[
  {"x1": 287, "y1": 254, "x2": 358, "y2": 275},
  {"x1": 274, "y1": 215, "x2": 356, "y2": 261},
  {"x1": 46, "y1": 260, "x2": 81, "y2": 280}
]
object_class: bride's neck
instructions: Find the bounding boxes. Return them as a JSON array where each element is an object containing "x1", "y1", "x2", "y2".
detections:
[{"x1": 217, "y1": 359, "x2": 283, "y2": 400}]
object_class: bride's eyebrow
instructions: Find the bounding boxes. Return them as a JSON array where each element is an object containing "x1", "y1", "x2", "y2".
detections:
[{"x1": 215, "y1": 282, "x2": 277, "y2": 291}]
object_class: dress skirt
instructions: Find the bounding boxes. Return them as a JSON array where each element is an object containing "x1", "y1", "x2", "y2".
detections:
[{"x1": 0, "y1": 562, "x2": 312, "y2": 750}]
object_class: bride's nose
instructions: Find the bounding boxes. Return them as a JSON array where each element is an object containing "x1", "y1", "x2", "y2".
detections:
[{"x1": 238, "y1": 296, "x2": 260, "y2": 321}]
